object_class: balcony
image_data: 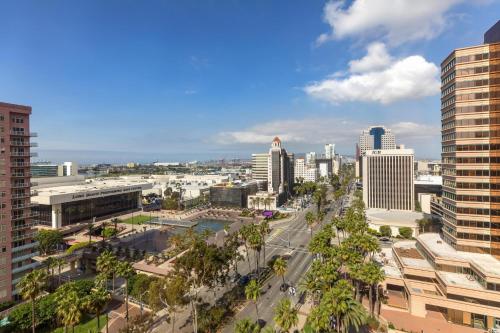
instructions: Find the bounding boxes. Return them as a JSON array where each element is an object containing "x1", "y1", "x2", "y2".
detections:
[
  {"x1": 11, "y1": 183, "x2": 29, "y2": 189},
  {"x1": 12, "y1": 242, "x2": 39, "y2": 253},
  {"x1": 11, "y1": 203, "x2": 37, "y2": 210},
  {"x1": 10, "y1": 151, "x2": 37, "y2": 157},
  {"x1": 10, "y1": 141, "x2": 37, "y2": 148},
  {"x1": 12, "y1": 222, "x2": 36, "y2": 231},
  {"x1": 11, "y1": 173, "x2": 26, "y2": 178},
  {"x1": 10, "y1": 162, "x2": 28, "y2": 167},
  {"x1": 12, "y1": 261, "x2": 41, "y2": 275},
  {"x1": 11, "y1": 192, "x2": 29, "y2": 199},
  {"x1": 12, "y1": 212, "x2": 39, "y2": 221},
  {"x1": 12, "y1": 232, "x2": 38, "y2": 242},
  {"x1": 9, "y1": 131, "x2": 37, "y2": 137},
  {"x1": 11, "y1": 251, "x2": 39, "y2": 264}
]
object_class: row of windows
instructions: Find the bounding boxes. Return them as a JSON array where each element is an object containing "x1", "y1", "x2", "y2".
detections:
[
  {"x1": 456, "y1": 169, "x2": 500, "y2": 177},
  {"x1": 456, "y1": 65, "x2": 489, "y2": 76},
  {"x1": 444, "y1": 129, "x2": 500, "y2": 140},
  {"x1": 457, "y1": 232, "x2": 500, "y2": 242},
  {"x1": 441, "y1": 59, "x2": 456, "y2": 75},
  {"x1": 456, "y1": 52, "x2": 490, "y2": 64},
  {"x1": 455, "y1": 157, "x2": 500, "y2": 164},
  {"x1": 441, "y1": 96, "x2": 455, "y2": 108},
  {"x1": 441, "y1": 83, "x2": 455, "y2": 98},
  {"x1": 456, "y1": 91, "x2": 490, "y2": 101},
  {"x1": 457, "y1": 220, "x2": 500, "y2": 229},
  {"x1": 456, "y1": 182, "x2": 500, "y2": 189},
  {"x1": 456, "y1": 77, "x2": 500, "y2": 89}
]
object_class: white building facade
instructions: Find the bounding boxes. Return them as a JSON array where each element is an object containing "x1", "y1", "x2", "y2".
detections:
[{"x1": 362, "y1": 149, "x2": 414, "y2": 211}]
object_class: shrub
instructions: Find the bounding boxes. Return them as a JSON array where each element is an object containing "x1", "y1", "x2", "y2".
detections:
[
  {"x1": 398, "y1": 227, "x2": 413, "y2": 239},
  {"x1": 367, "y1": 228, "x2": 381, "y2": 237},
  {"x1": 102, "y1": 227, "x2": 118, "y2": 238},
  {"x1": 36, "y1": 229, "x2": 64, "y2": 255},
  {"x1": 66, "y1": 241, "x2": 93, "y2": 254},
  {"x1": 379, "y1": 225, "x2": 392, "y2": 237},
  {"x1": 0, "y1": 301, "x2": 15, "y2": 312}
]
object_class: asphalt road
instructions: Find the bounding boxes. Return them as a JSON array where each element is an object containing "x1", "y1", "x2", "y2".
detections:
[{"x1": 152, "y1": 184, "x2": 354, "y2": 333}]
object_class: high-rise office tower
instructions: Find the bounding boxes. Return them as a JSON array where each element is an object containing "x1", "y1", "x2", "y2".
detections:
[
  {"x1": 441, "y1": 20, "x2": 500, "y2": 257},
  {"x1": 267, "y1": 137, "x2": 293, "y2": 196},
  {"x1": 251, "y1": 153, "x2": 269, "y2": 182},
  {"x1": 362, "y1": 148, "x2": 414, "y2": 211},
  {"x1": 294, "y1": 158, "x2": 305, "y2": 182},
  {"x1": 0, "y1": 102, "x2": 39, "y2": 302},
  {"x1": 324, "y1": 143, "x2": 335, "y2": 159},
  {"x1": 359, "y1": 126, "x2": 396, "y2": 154},
  {"x1": 305, "y1": 152, "x2": 316, "y2": 166}
]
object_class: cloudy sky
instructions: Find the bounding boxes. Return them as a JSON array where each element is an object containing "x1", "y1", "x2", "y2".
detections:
[{"x1": 1, "y1": 0, "x2": 499, "y2": 163}]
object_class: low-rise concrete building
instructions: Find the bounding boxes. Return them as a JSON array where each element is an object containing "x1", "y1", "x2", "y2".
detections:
[
  {"x1": 32, "y1": 179, "x2": 152, "y2": 228},
  {"x1": 378, "y1": 233, "x2": 500, "y2": 331},
  {"x1": 366, "y1": 208, "x2": 423, "y2": 238}
]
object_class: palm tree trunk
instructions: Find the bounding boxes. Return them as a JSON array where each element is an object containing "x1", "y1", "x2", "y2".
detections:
[
  {"x1": 125, "y1": 279, "x2": 129, "y2": 322},
  {"x1": 172, "y1": 312, "x2": 176, "y2": 333},
  {"x1": 106, "y1": 312, "x2": 109, "y2": 333},
  {"x1": 97, "y1": 311, "x2": 100, "y2": 331},
  {"x1": 112, "y1": 273, "x2": 115, "y2": 292},
  {"x1": 31, "y1": 300, "x2": 35, "y2": 333},
  {"x1": 369, "y1": 285, "x2": 374, "y2": 315},
  {"x1": 375, "y1": 285, "x2": 380, "y2": 317},
  {"x1": 254, "y1": 301, "x2": 259, "y2": 321},
  {"x1": 244, "y1": 244, "x2": 251, "y2": 272}
]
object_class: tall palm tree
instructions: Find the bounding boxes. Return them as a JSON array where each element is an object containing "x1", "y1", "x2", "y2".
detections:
[
  {"x1": 56, "y1": 290, "x2": 83, "y2": 333},
  {"x1": 273, "y1": 298, "x2": 298, "y2": 333},
  {"x1": 116, "y1": 261, "x2": 135, "y2": 323},
  {"x1": 234, "y1": 318, "x2": 260, "y2": 333},
  {"x1": 53, "y1": 257, "x2": 66, "y2": 287},
  {"x1": 273, "y1": 257, "x2": 287, "y2": 287},
  {"x1": 248, "y1": 226, "x2": 263, "y2": 276},
  {"x1": 82, "y1": 287, "x2": 111, "y2": 332},
  {"x1": 358, "y1": 262, "x2": 385, "y2": 316},
  {"x1": 239, "y1": 225, "x2": 253, "y2": 272},
  {"x1": 17, "y1": 269, "x2": 48, "y2": 333},
  {"x1": 96, "y1": 250, "x2": 117, "y2": 291},
  {"x1": 305, "y1": 212, "x2": 315, "y2": 239},
  {"x1": 264, "y1": 197, "x2": 272, "y2": 211},
  {"x1": 249, "y1": 197, "x2": 255, "y2": 210},
  {"x1": 245, "y1": 279, "x2": 261, "y2": 321},
  {"x1": 259, "y1": 220, "x2": 271, "y2": 265},
  {"x1": 87, "y1": 222, "x2": 94, "y2": 244}
]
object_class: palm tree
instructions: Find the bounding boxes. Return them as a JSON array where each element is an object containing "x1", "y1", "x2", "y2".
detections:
[
  {"x1": 245, "y1": 279, "x2": 261, "y2": 321},
  {"x1": 116, "y1": 261, "x2": 135, "y2": 323},
  {"x1": 82, "y1": 288, "x2": 111, "y2": 332},
  {"x1": 248, "y1": 226, "x2": 263, "y2": 276},
  {"x1": 254, "y1": 197, "x2": 261, "y2": 211},
  {"x1": 239, "y1": 225, "x2": 253, "y2": 272},
  {"x1": 273, "y1": 257, "x2": 287, "y2": 287},
  {"x1": 96, "y1": 250, "x2": 117, "y2": 291},
  {"x1": 53, "y1": 257, "x2": 66, "y2": 287},
  {"x1": 264, "y1": 197, "x2": 272, "y2": 211},
  {"x1": 249, "y1": 197, "x2": 256, "y2": 210},
  {"x1": 305, "y1": 212, "x2": 315, "y2": 239},
  {"x1": 358, "y1": 262, "x2": 385, "y2": 316},
  {"x1": 87, "y1": 222, "x2": 94, "y2": 244},
  {"x1": 17, "y1": 269, "x2": 48, "y2": 333},
  {"x1": 56, "y1": 290, "x2": 83, "y2": 333},
  {"x1": 234, "y1": 318, "x2": 260, "y2": 333},
  {"x1": 259, "y1": 220, "x2": 271, "y2": 265},
  {"x1": 273, "y1": 298, "x2": 298, "y2": 333}
]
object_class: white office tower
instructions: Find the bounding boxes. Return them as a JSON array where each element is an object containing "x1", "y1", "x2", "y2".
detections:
[
  {"x1": 58, "y1": 161, "x2": 78, "y2": 176},
  {"x1": 251, "y1": 153, "x2": 269, "y2": 181},
  {"x1": 305, "y1": 152, "x2": 316, "y2": 166},
  {"x1": 267, "y1": 137, "x2": 293, "y2": 195},
  {"x1": 305, "y1": 167, "x2": 318, "y2": 182},
  {"x1": 294, "y1": 158, "x2": 305, "y2": 182},
  {"x1": 359, "y1": 126, "x2": 396, "y2": 154},
  {"x1": 324, "y1": 144, "x2": 335, "y2": 159},
  {"x1": 362, "y1": 149, "x2": 414, "y2": 211}
]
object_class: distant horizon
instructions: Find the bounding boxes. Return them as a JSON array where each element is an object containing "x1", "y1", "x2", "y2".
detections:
[{"x1": 34, "y1": 148, "x2": 440, "y2": 165}]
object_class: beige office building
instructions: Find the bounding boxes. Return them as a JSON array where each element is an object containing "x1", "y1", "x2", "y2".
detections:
[
  {"x1": 251, "y1": 153, "x2": 268, "y2": 182},
  {"x1": 362, "y1": 149, "x2": 414, "y2": 211},
  {"x1": 379, "y1": 21, "x2": 500, "y2": 332}
]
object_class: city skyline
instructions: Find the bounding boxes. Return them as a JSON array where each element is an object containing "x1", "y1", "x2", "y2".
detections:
[{"x1": 1, "y1": 1, "x2": 500, "y2": 162}]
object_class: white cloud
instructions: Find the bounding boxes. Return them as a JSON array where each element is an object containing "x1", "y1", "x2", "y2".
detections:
[
  {"x1": 304, "y1": 43, "x2": 440, "y2": 104},
  {"x1": 317, "y1": 0, "x2": 464, "y2": 45},
  {"x1": 348, "y1": 42, "x2": 392, "y2": 73},
  {"x1": 214, "y1": 118, "x2": 439, "y2": 149}
]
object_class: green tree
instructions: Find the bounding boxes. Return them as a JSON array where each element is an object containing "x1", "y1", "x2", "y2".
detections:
[
  {"x1": 234, "y1": 318, "x2": 260, "y2": 333},
  {"x1": 358, "y1": 262, "x2": 385, "y2": 316},
  {"x1": 87, "y1": 223, "x2": 95, "y2": 244},
  {"x1": 398, "y1": 227, "x2": 413, "y2": 239},
  {"x1": 379, "y1": 225, "x2": 392, "y2": 238},
  {"x1": 273, "y1": 257, "x2": 288, "y2": 287},
  {"x1": 259, "y1": 220, "x2": 271, "y2": 266},
  {"x1": 248, "y1": 225, "x2": 263, "y2": 276},
  {"x1": 96, "y1": 250, "x2": 117, "y2": 291},
  {"x1": 274, "y1": 298, "x2": 298, "y2": 333},
  {"x1": 417, "y1": 218, "x2": 430, "y2": 233},
  {"x1": 82, "y1": 287, "x2": 111, "y2": 332},
  {"x1": 245, "y1": 279, "x2": 261, "y2": 321},
  {"x1": 305, "y1": 212, "x2": 315, "y2": 239},
  {"x1": 117, "y1": 261, "x2": 135, "y2": 323},
  {"x1": 36, "y1": 230, "x2": 63, "y2": 255},
  {"x1": 17, "y1": 269, "x2": 48, "y2": 333},
  {"x1": 56, "y1": 291, "x2": 82, "y2": 333}
]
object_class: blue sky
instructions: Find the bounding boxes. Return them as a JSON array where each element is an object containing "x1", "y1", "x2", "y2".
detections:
[{"x1": 1, "y1": 0, "x2": 499, "y2": 163}]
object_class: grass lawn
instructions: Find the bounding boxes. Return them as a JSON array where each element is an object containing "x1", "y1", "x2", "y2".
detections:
[
  {"x1": 50, "y1": 314, "x2": 107, "y2": 333},
  {"x1": 120, "y1": 215, "x2": 153, "y2": 225}
]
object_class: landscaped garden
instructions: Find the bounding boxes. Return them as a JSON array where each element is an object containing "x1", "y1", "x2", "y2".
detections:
[{"x1": 120, "y1": 215, "x2": 154, "y2": 225}]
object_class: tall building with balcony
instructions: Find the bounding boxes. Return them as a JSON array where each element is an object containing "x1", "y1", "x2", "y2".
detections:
[
  {"x1": 441, "y1": 20, "x2": 500, "y2": 258},
  {"x1": 0, "y1": 102, "x2": 40, "y2": 302}
]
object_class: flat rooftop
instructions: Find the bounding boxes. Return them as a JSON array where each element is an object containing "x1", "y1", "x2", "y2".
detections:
[
  {"x1": 375, "y1": 247, "x2": 402, "y2": 278},
  {"x1": 438, "y1": 271, "x2": 485, "y2": 290},
  {"x1": 393, "y1": 240, "x2": 433, "y2": 270},
  {"x1": 418, "y1": 233, "x2": 500, "y2": 277},
  {"x1": 32, "y1": 179, "x2": 152, "y2": 205},
  {"x1": 366, "y1": 208, "x2": 423, "y2": 227}
]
